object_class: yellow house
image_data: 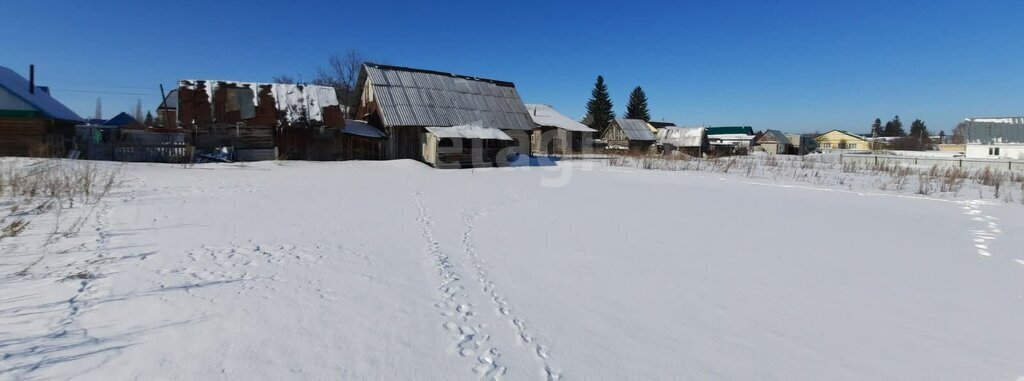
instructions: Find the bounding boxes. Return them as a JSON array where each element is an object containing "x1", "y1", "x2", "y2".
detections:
[{"x1": 815, "y1": 130, "x2": 869, "y2": 151}]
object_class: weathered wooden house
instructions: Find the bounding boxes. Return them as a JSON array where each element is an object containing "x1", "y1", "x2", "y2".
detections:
[
  {"x1": 525, "y1": 103, "x2": 595, "y2": 155},
  {"x1": 352, "y1": 63, "x2": 535, "y2": 167},
  {"x1": 755, "y1": 129, "x2": 791, "y2": 154},
  {"x1": 656, "y1": 126, "x2": 707, "y2": 157},
  {"x1": 786, "y1": 133, "x2": 818, "y2": 155},
  {"x1": 155, "y1": 89, "x2": 178, "y2": 128},
  {"x1": 0, "y1": 65, "x2": 83, "y2": 157},
  {"x1": 602, "y1": 118, "x2": 657, "y2": 153},
  {"x1": 177, "y1": 79, "x2": 354, "y2": 161}
]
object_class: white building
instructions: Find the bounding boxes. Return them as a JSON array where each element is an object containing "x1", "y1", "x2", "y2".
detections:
[{"x1": 962, "y1": 118, "x2": 1024, "y2": 159}]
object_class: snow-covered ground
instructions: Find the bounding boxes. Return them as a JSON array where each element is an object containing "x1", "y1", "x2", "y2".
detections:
[{"x1": 2, "y1": 159, "x2": 1024, "y2": 380}]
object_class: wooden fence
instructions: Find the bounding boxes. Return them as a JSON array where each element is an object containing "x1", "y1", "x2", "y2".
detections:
[{"x1": 839, "y1": 154, "x2": 1024, "y2": 171}]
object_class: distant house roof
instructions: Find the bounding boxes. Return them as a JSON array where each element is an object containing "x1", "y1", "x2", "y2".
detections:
[
  {"x1": 425, "y1": 121, "x2": 513, "y2": 141},
  {"x1": 963, "y1": 120, "x2": 1024, "y2": 145},
  {"x1": 707, "y1": 126, "x2": 754, "y2": 136},
  {"x1": 343, "y1": 119, "x2": 386, "y2": 138},
  {"x1": 157, "y1": 89, "x2": 178, "y2": 111},
  {"x1": 613, "y1": 118, "x2": 657, "y2": 141},
  {"x1": 0, "y1": 65, "x2": 83, "y2": 123},
  {"x1": 816, "y1": 129, "x2": 868, "y2": 142},
  {"x1": 758, "y1": 129, "x2": 789, "y2": 144},
  {"x1": 657, "y1": 126, "x2": 705, "y2": 147},
  {"x1": 102, "y1": 112, "x2": 140, "y2": 126},
  {"x1": 965, "y1": 117, "x2": 1024, "y2": 124},
  {"x1": 524, "y1": 104, "x2": 595, "y2": 132},
  {"x1": 648, "y1": 121, "x2": 676, "y2": 129},
  {"x1": 356, "y1": 63, "x2": 534, "y2": 131}
]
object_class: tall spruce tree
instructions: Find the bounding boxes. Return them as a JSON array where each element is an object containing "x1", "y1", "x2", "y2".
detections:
[
  {"x1": 871, "y1": 118, "x2": 883, "y2": 137},
  {"x1": 910, "y1": 119, "x2": 931, "y2": 149},
  {"x1": 624, "y1": 86, "x2": 651, "y2": 121},
  {"x1": 585, "y1": 75, "x2": 615, "y2": 134},
  {"x1": 144, "y1": 111, "x2": 154, "y2": 126},
  {"x1": 883, "y1": 115, "x2": 905, "y2": 137}
]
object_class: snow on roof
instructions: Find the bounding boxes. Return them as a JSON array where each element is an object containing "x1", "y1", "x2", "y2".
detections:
[
  {"x1": 965, "y1": 117, "x2": 1024, "y2": 124},
  {"x1": 613, "y1": 118, "x2": 657, "y2": 141},
  {"x1": 357, "y1": 63, "x2": 535, "y2": 131},
  {"x1": 657, "y1": 126, "x2": 705, "y2": 147},
  {"x1": 0, "y1": 65, "x2": 83, "y2": 122},
  {"x1": 343, "y1": 120, "x2": 386, "y2": 138},
  {"x1": 426, "y1": 121, "x2": 513, "y2": 141},
  {"x1": 180, "y1": 80, "x2": 340, "y2": 124},
  {"x1": 524, "y1": 104, "x2": 596, "y2": 132}
]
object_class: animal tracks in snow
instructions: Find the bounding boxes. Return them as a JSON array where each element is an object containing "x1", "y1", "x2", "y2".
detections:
[
  {"x1": 961, "y1": 201, "x2": 1002, "y2": 258},
  {"x1": 461, "y1": 208, "x2": 562, "y2": 380}
]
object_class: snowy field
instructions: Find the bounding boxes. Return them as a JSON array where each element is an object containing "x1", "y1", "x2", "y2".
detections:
[{"x1": 2, "y1": 158, "x2": 1024, "y2": 380}]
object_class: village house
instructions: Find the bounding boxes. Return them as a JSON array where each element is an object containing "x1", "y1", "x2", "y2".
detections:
[
  {"x1": 656, "y1": 126, "x2": 706, "y2": 157},
  {"x1": 352, "y1": 63, "x2": 535, "y2": 168},
  {"x1": 647, "y1": 121, "x2": 677, "y2": 133},
  {"x1": 525, "y1": 103, "x2": 596, "y2": 156},
  {"x1": 786, "y1": 133, "x2": 818, "y2": 155},
  {"x1": 0, "y1": 65, "x2": 83, "y2": 157},
  {"x1": 961, "y1": 117, "x2": 1024, "y2": 159},
  {"x1": 815, "y1": 129, "x2": 869, "y2": 151},
  {"x1": 103, "y1": 112, "x2": 144, "y2": 130},
  {"x1": 155, "y1": 89, "x2": 178, "y2": 128},
  {"x1": 602, "y1": 118, "x2": 657, "y2": 153},
  {"x1": 755, "y1": 129, "x2": 791, "y2": 154},
  {"x1": 706, "y1": 126, "x2": 756, "y2": 155},
  {"x1": 177, "y1": 79, "x2": 353, "y2": 161}
]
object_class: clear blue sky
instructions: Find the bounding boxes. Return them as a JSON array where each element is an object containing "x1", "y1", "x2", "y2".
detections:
[{"x1": 2, "y1": 0, "x2": 1022, "y2": 133}]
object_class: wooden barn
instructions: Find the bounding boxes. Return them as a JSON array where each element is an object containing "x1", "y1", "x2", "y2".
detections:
[
  {"x1": 352, "y1": 63, "x2": 535, "y2": 167},
  {"x1": 0, "y1": 65, "x2": 83, "y2": 157},
  {"x1": 177, "y1": 79, "x2": 362, "y2": 161},
  {"x1": 525, "y1": 103, "x2": 596, "y2": 155},
  {"x1": 602, "y1": 118, "x2": 657, "y2": 153},
  {"x1": 656, "y1": 126, "x2": 707, "y2": 157}
]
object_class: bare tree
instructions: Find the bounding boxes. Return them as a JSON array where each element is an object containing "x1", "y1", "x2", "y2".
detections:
[
  {"x1": 272, "y1": 74, "x2": 296, "y2": 84},
  {"x1": 313, "y1": 49, "x2": 366, "y2": 112}
]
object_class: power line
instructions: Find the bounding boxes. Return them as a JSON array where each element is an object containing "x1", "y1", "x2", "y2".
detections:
[{"x1": 49, "y1": 89, "x2": 154, "y2": 96}]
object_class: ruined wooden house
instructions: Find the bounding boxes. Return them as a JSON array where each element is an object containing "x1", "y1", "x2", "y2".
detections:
[
  {"x1": 0, "y1": 65, "x2": 83, "y2": 157},
  {"x1": 352, "y1": 63, "x2": 535, "y2": 167},
  {"x1": 525, "y1": 103, "x2": 596, "y2": 155},
  {"x1": 177, "y1": 79, "x2": 364, "y2": 161}
]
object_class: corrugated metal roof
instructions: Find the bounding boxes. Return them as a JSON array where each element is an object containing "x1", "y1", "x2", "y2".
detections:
[
  {"x1": 343, "y1": 119, "x2": 386, "y2": 138},
  {"x1": 964, "y1": 121, "x2": 1024, "y2": 144},
  {"x1": 657, "y1": 127, "x2": 705, "y2": 147},
  {"x1": 358, "y1": 63, "x2": 534, "y2": 131},
  {"x1": 426, "y1": 121, "x2": 513, "y2": 140},
  {"x1": 525, "y1": 104, "x2": 596, "y2": 132},
  {"x1": 614, "y1": 118, "x2": 657, "y2": 141},
  {"x1": 0, "y1": 65, "x2": 83, "y2": 122},
  {"x1": 758, "y1": 129, "x2": 789, "y2": 144}
]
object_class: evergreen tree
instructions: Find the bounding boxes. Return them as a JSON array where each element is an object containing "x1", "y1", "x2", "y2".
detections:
[
  {"x1": 883, "y1": 115, "x2": 905, "y2": 137},
  {"x1": 624, "y1": 86, "x2": 651, "y2": 121},
  {"x1": 133, "y1": 99, "x2": 144, "y2": 123},
  {"x1": 871, "y1": 118, "x2": 883, "y2": 137},
  {"x1": 144, "y1": 111, "x2": 154, "y2": 126},
  {"x1": 910, "y1": 119, "x2": 931, "y2": 149},
  {"x1": 584, "y1": 75, "x2": 615, "y2": 134}
]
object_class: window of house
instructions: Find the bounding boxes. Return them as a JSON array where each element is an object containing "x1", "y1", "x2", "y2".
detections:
[
  {"x1": 990, "y1": 147, "x2": 1000, "y2": 156},
  {"x1": 847, "y1": 143, "x2": 856, "y2": 149}
]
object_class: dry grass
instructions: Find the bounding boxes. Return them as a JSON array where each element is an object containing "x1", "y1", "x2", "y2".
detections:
[{"x1": 607, "y1": 152, "x2": 1024, "y2": 203}]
